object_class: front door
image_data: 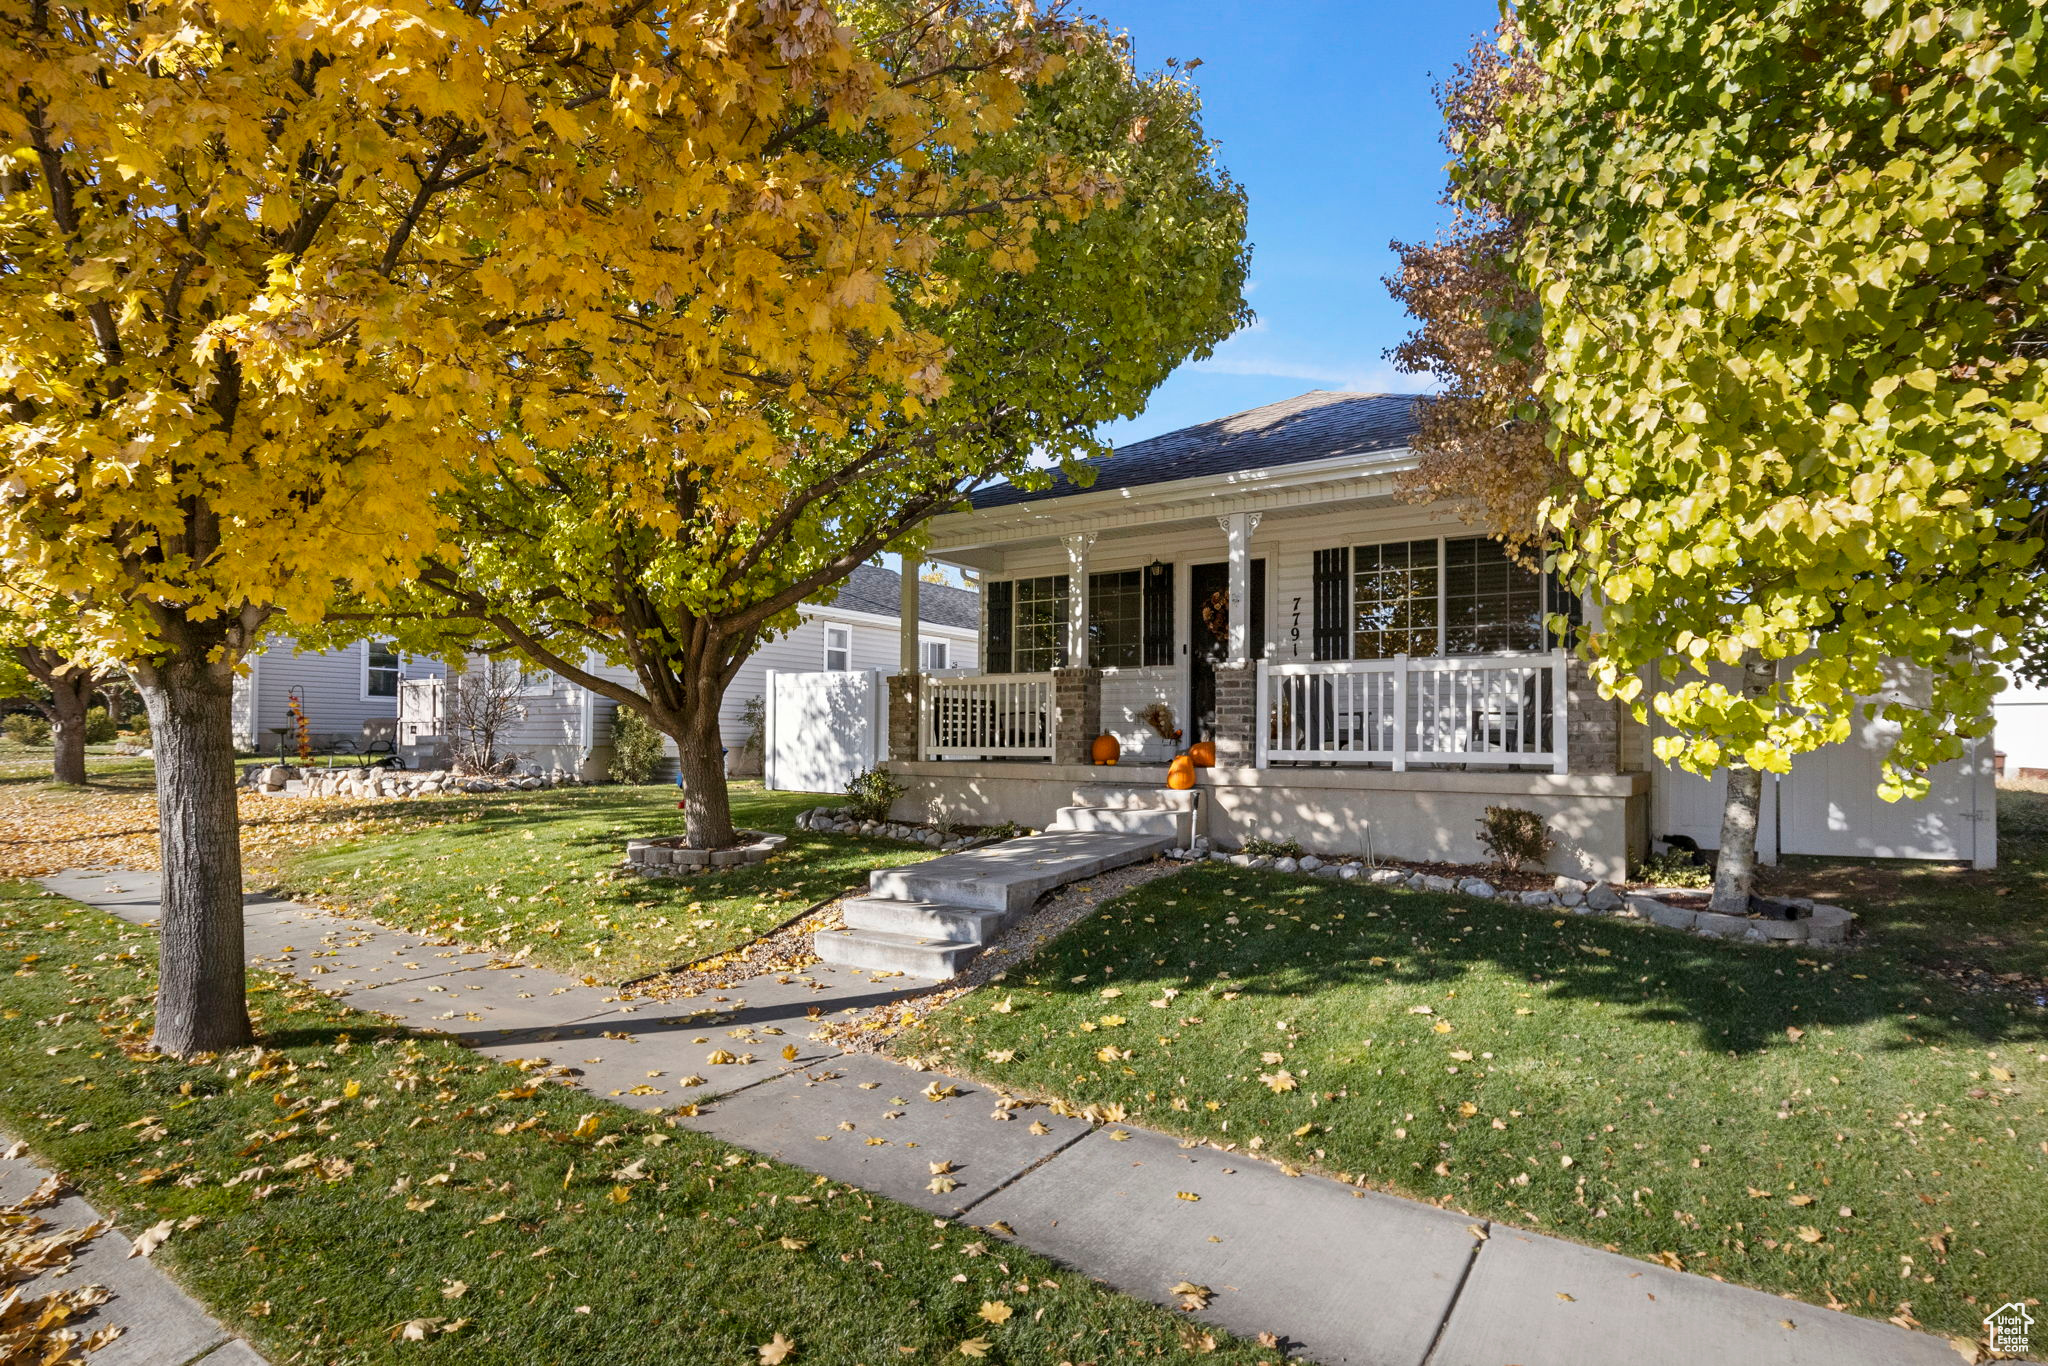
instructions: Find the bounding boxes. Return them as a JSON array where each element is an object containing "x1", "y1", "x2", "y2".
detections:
[{"x1": 1188, "y1": 559, "x2": 1265, "y2": 744}]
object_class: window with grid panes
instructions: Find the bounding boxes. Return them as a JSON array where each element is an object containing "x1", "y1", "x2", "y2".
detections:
[
  {"x1": 1087, "y1": 570, "x2": 1143, "y2": 667},
  {"x1": 1011, "y1": 575, "x2": 1068, "y2": 672},
  {"x1": 1351, "y1": 539, "x2": 1439, "y2": 658},
  {"x1": 1443, "y1": 536, "x2": 1546, "y2": 653}
]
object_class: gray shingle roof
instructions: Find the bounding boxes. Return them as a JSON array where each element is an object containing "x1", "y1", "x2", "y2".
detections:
[
  {"x1": 971, "y1": 390, "x2": 1425, "y2": 510},
  {"x1": 814, "y1": 564, "x2": 978, "y2": 631}
]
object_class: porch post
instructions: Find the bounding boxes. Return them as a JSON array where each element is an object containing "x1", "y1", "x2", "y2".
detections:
[
  {"x1": 1063, "y1": 533, "x2": 1094, "y2": 667},
  {"x1": 1219, "y1": 512, "x2": 1261, "y2": 663},
  {"x1": 899, "y1": 555, "x2": 921, "y2": 676}
]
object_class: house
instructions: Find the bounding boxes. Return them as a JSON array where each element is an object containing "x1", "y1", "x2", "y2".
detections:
[
  {"x1": 233, "y1": 638, "x2": 446, "y2": 759},
  {"x1": 873, "y1": 390, "x2": 1997, "y2": 879},
  {"x1": 400, "y1": 564, "x2": 979, "y2": 779},
  {"x1": 1994, "y1": 669, "x2": 2048, "y2": 780}
]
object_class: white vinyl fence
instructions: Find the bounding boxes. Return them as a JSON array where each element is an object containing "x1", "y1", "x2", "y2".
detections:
[{"x1": 763, "y1": 669, "x2": 887, "y2": 795}]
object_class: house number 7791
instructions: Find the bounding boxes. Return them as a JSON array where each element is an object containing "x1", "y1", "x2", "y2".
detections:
[{"x1": 1290, "y1": 596, "x2": 1303, "y2": 656}]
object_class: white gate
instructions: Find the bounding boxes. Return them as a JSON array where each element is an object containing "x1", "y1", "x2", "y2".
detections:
[{"x1": 764, "y1": 669, "x2": 886, "y2": 795}]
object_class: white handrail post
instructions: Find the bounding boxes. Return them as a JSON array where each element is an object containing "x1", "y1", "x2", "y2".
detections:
[
  {"x1": 1255, "y1": 658, "x2": 1270, "y2": 769},
  {"x1": 919, "y1": 674, "x2": 933, "y2": 762},
  {"x1": 1391, "y1": 653, "x2": 1410, "y2": 772},
  {"x1": 1551, "y1": 650, "x2": 1571, "y2": 775}
]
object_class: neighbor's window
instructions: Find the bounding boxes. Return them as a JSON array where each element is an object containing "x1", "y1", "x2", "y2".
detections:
[
  {"x1": 1352, "y1": 539, "x2": 1440, "y2": 659},
  {"x1": 1011, "y1": 575, "x2": 1068, "y2": 672},
  {"x1": 516, "y1": 661, "x2": 555, "y2": 695},
  {"x1": 364, "y1": 641, "x2": 400, "y2": 698},
  {"x1": 920, "y1": 638, "x2": 949, "y2": 671},
  {"x1": 1087, "y1": 569, "x2": 1144, "y2": 668},
  {"x1": 823, "y1": 624, "x2": 852, "y2": 672}
]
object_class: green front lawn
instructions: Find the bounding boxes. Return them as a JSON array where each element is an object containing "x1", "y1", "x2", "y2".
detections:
[
  {"x1": 0, "y1": 882, "x2": 1273, "y2": 1366},
  {"x1": 271, "y1": 782, "x2": 932, "y2": 983},
  {"x1": 900, "y1": 849, "x2": 2048, "y2": 1342}
]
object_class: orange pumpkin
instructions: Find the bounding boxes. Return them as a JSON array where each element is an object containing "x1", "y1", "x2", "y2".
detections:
[
  {"x1": 1166, "y1": 753, "x2": 1197, "y2": 790},
  {"x1": 1188, "y1": 740, "x2": 1216, "y2": 768},
  {"x1": 1091, "y1": 733, "x2": 1121, "y2": 765}
]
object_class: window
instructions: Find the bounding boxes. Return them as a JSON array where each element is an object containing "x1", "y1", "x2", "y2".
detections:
[
  {"x1": 920, "y1": 639, "x2": 949, "y2": 671},
  {"x1": 1011, "y1": 575, "x2": 1068, "y2": 673},
  {"x1": 823, "y1": 624, "x2": 852, "y2": 672},
  {"x1": 1444, "y1": 536, "x2": 1546, "y2": 654},
  {"x1": 1321, "y1": 536, "x2": 1566, "y2": 660},
  {"x1": 1352, "y1": 539, "x2": 1439, "y2": 659},
  {"x1": 363, "y1": 641, "x2": 400, "y2": 699},
  {"x1": 516, "y1": 661, "x2": 555, "y2": 695},
  {"x1": 1087, "y1": 570, "x2": 1143, "y2": 668}
]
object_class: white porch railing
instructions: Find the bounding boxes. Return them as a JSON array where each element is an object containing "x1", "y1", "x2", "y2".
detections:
[
  {"x1": 922, "y1": 672, "x2": 1056, "y2": 760},
  {"x1": 1257, "y1": 653, "x2": 1569, "y2": 773}
]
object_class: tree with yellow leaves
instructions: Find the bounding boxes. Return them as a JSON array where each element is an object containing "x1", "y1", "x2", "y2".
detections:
[
  {"x1": 0, "y1": 0, "x2": 1095, "y2": 1054},
  {"x1": 381, "y1": 19, "x2": 1250, "y2": 849}
]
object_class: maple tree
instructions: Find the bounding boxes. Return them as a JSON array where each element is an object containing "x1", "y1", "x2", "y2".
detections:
[
  {"x1": 1463, "y1": 2, "x2": 2047, "y2": 910},
  {"x1": 0, "y1": 0, "x2": 1101, "y2": 1053},
  {"x1": 0, "y1": 603, "x2": 117, "y2": 785},
  {"x1": 387, "y1": 23, "x2": 1251, "y2": 849},
  {"x1": 1385, "y1": 25, "x2": 1559, "y2": 547}
]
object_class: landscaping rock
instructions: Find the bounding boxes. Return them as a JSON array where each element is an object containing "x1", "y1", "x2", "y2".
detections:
[
  {"x1": 1298, "y1": 855, "x2": 1323, "y2": 872},
  {"x1": 1693, "y1": 910, "x2": 1751, "y2": 938},
  {"x1": 1584, "y1": 881, "x2": 1624, "y2": 912},
  {"x1": 1557, "y1": 889, "x2": 1585, "y2": 909},
  {"x1": 1458, "y1": 878, "x2": 1495, "y2": 898},
  {"x1": 1552, "y1": 875, "x2": 1590, "y2": 895},
  {"x1": 1807, "y1": 904, "x2": 1855, "y2": 945},
  {"x1": 1273, "y1": 857, "x2": 1299, "y2": 874},
  {"x1": 1745, "y1": 918, "x2": 1807, "y2": 942},
  {"x1": 1517, "y1": 890, "x2": 1556, "y2": 908},
  {"x1": 1337, "y1": 864, "x2": 1364, "y2": 880},
  {"x1": 1642, "y1": 899, "x2": 1699, "y2": 932},
  {"x1": 1368, "y1": 868, "x2": 1407, "y2": 886},
  {"x1": 1211, "y1": 851, "x2": 1233, "y2": 863},
  {"x1": 1230, "y1": 853, "x2": 1252, "y2": 867}
]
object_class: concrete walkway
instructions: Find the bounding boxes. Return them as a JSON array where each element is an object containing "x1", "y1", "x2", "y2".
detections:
[
  {"x1": 36, "y1": 867, "x2": 1964, "y2": 1366},
  {"x1": 0, "y1": 1141, "x2": 264, "y2": 1366}
]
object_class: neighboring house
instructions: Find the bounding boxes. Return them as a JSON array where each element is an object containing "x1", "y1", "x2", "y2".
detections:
[
  {"x1": 233, "y1": 638, "x2": 446, "y2": 758},
  {"x1": 870, "y1": 390, "x2": 1996, "y2": 878},
  {"x1": 398, "y1": 564, "x2": 979, "y2": 779},
  {"x1": 1994, "y1": 669, "x2": 2048, "y2": 779}
]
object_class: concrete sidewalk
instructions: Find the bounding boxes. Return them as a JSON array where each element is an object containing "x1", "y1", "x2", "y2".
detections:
[
  {"x1": 36, "y1": 867, "x2": 1965, "y2": 1366},
  {"x1": 0, "y1": 1141, "x2": 264, "y2": 1366}
]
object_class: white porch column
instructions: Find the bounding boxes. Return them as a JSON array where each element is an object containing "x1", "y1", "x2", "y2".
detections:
[
  {"x1": 1218, "y1": 512, "x2": 1261, "y2": 663},
  {"x1": 899, "y1": 555, "x2": 920, "y2": 676},
  {"x1": 1063, "y1": 533, "x2": 1095, "y2": 667}
]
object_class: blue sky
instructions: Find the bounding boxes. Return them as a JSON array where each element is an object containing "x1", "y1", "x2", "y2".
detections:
[{"x1": 1089, "y1": 0, "x2": 1500, "y2": 447}]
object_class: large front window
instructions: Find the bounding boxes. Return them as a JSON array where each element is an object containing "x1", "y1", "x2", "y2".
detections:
[
  {"x1": 1329, "y1": 536, "x2": 1563, "y2": 660},
  {"x1": 1087, "y1": 570, "x2": 1144, "y2": 668},
  {"x1": 1012, "y1": 575, "x2": 1068, "y2": 673},
  {"x1": 1352, "y1": 539, "x2": 1439, "y2": 659}
]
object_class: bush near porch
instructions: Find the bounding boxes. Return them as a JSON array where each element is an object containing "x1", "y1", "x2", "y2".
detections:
[
  {"x1": 896, "y1": 791, "x2": 2048, "y2": 1342},
  {"x1": 272, "y1": 782, "x2": 937, "y2": 983},
  {"x1": 0, "y1": 883, "x2": 1275, "y2": 1365}
]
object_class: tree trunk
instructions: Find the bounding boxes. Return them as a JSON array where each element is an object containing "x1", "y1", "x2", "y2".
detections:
[
  {"x1": 674, "y1": 692, "x2": 736, "y2": 849},
  {"x1": 46, "y1": 672, "x2": 90, "y2": 786},
  {"x1": 1708, "y1": 654, "x2": 1779, "y2": 915},
  {"x1": 135, "y1": 643, "x2": 253, "y2": 1057}
]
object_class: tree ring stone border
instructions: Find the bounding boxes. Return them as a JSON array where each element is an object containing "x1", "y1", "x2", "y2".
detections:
[{"x1": 623, "y1": 830, "x2": 785, "y2": 876}]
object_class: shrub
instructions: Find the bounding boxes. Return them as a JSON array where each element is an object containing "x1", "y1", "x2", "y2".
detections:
[
  {"x1": 3, "y1": 714, "x2": 50, "y2": 747},
  {"x1": 1475, "y1": 805, "x2": 1554, "y2": 873},
  {"x1": 1241, "y1": 836, "x2": 1305, "y2": 859},
  {"x1": 1636, "y1": 849, "x2": 1714, "y2": 889},
  {"x1": 606, "y1": 707, "x2": 666, "y2": 784},
  {"x1": 83, "y1": 706, "x2": 118, "y2": 744},
  {"x1": 843, "y1": 767, "x2": 905, "y2": 823}
]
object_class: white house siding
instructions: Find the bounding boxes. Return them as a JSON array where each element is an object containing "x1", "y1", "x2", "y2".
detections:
[
  {"x1": 235, "y1": 640, "x2": 445, "y2": 758},
  {"x1": 1995, "y1": 672, "x2": 2048, "y2": 779}
]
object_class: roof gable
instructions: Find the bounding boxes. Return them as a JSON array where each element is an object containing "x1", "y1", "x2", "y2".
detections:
[{"x1": 812, "y1": 564, "x2": 978, "y2": 631}]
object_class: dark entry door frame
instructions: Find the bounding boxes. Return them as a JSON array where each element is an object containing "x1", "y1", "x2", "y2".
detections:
[{"x1": 1188, "y1": 559, "x2": 1265, "y2": 745}]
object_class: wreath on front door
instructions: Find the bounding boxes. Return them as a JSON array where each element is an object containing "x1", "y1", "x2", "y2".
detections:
[{"x1": 1200, "y1": 588, "x2": 1230, "y2": 641}]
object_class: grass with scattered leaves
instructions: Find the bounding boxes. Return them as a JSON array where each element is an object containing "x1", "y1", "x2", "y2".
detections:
[
  {"x1": 270, "y1": 781, "x2": 934, "y2": 983},
  {"x1": 901, "y1": 839, "x2": 2048, "y2": 1343},
  {"x1": 0, "y1": 881, "x2": 1278, "y2": 1366}
]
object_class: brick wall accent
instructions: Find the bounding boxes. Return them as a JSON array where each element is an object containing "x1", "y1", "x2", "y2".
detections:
[
  {"x1": 1051, "y1": 666, "x2": 1102, "y2": 766},
  {"x1": 1212, "y1": 662, "x2": 1257, "y2": 767},
  {"x1": 887, "y1": 673, "x2": 921, "y2": 762},
  {"x1": 1563, "y1": 656, "x2": 1621, "y2": 775}
]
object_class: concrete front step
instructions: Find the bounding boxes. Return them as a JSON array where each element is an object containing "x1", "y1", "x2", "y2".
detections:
[
  {"x1": 867, "y1": 830, "x2": 1172, "y2": 914},
  {"x1": 840, "y1": 896, "x2": 1008, "y2": 944},
  {"x1": 1047, "y1": 805, "x2": 1192, "y2": 843},
  {"x1": 813, "y1": 928, "x2": 982, "y2": 979}
]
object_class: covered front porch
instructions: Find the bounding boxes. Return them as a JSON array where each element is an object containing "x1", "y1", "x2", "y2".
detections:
[{"x1": 877, "y1": 463, "x2": 1644, "y2": 877}]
